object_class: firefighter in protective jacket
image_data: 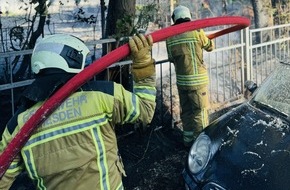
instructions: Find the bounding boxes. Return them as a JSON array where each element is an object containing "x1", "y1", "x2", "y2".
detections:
[
  {"x1": 0, "y1": 33, "x2": 156, "y2": 190},
  {"x1": 166, "y1": 5, "x2": 214, "y2": 147}
]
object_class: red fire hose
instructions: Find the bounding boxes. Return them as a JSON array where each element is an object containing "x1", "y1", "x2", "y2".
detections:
[{"x1": 0, "y1": 16, "x2": 250, "y2": 178}]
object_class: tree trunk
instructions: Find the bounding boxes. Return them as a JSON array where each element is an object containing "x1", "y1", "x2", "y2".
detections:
[
  {"x1": 103, "y1": 0, "x2": 136, "y2": 90},
  {"x1": 105, "y1": 0, "x2": 136, "y2": 38},
  {"x1": 251, "y1": 0, "x2": 273, "y2": 28},
  {"x1": 251, "y1": 0, "x2": 274, "y2": 44}
]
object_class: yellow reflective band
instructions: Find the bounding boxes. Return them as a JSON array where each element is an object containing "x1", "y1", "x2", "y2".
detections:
[
  {"x1": 116, "y1": 181, "x2": 124, "y2": 190},
  {"x1": 201, "y1": 108, "x2": 208, "y2": 128},
  {"x1": 177, "y1": 73, "x2": 208, "y2": 79},
  {"x1": 166, "y1": 36, "x2": 198, "y2": 46},
  {"x1": 134, "y1": 86, "x2": 156, "y2": 101},
  {"x1": 188, "y1": 41, "x2": 198, "y2": 74},
  {"x1": 124, "y1": 95, "x2": 140, "y2": 123},
  {"x1": 92, "y1": 127, "x2": 110, "y2": 190},
  {"x1": 23, "y1": 115, "x2": 108, "y2": 149},
  {"x1": 22, "y1": 149, "x2": 46, "y2": 190},
  {"x1": 176, "y1": 73, "x2": 209, "y2": 86},
  {"x1": 7, "y1": 162, "x2": 22, "y2": 174},
  {"x1": 204, "y1": 40, "x2": 211, "y2": 49}
]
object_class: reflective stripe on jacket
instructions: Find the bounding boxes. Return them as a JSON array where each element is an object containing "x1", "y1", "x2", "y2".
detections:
[
  {"x1": 166, "y1": 29, "x2": 214, "y2": 90},
  {"x1": 0, "y1": 76, "x2": 156, "y2": 190}
]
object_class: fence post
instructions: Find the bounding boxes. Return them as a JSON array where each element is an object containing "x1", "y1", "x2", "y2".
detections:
[{"x1": 244, "y1": 27, "x2": 251, "y2": 82}]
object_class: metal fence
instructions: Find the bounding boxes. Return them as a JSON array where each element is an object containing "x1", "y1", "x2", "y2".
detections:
[
  {"x1": 0, "y1": 23, "x2": 289, "y2": 128},
  {"x1": 247, "y1": 23, "x2": 290, "y2": 84}
]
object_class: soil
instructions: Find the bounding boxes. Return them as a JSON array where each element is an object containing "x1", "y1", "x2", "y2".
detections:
[{"x1": 118, "y1": 126, "x2": 188, "y2": 190}]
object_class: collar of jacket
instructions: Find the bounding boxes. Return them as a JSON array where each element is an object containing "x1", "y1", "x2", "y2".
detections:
[{"x1": 21, "y1": 73, "x2": 74, "y2": 103}]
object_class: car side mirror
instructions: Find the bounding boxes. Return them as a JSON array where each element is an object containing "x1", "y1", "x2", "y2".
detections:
[{"x1": 244, "y1": 80, "x2": 257, "y2": 93}]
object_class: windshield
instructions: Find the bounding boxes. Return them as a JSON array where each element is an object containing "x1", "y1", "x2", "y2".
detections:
[{"x1": 252, "y1": 63, "x2": 290, "y2": 116}]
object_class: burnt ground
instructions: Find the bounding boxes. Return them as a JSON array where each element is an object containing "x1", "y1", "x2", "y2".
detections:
[{"x1": 118, "y1": 126, "x2": 188, "y2": 190}]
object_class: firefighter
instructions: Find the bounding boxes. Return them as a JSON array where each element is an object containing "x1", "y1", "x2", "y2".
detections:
[
  {"x1": 0, "y1": 33, "x2": 156, "y2": 190},
  {"x1": 166, "y1": 5, "x2": 214, "y2": 147}
]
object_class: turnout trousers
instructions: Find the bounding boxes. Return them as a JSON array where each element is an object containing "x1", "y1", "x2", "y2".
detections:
[{"x1": 178, "y1": 86, "x2": 210, "y2": 146}]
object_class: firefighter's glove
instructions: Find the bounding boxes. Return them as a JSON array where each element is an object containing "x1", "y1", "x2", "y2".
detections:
[{"x1": 129, "y1": 34, "x2": 155, "y2": 82}]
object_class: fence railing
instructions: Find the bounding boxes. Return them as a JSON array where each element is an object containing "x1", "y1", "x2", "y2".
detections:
[
  {"x1": 247, "y1": 23, "x2": 290, "y2": 85},
  {"x1": 0, "y1": 23, "x2": 289, "y2": 129}
]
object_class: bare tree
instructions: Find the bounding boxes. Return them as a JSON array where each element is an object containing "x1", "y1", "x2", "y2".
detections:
[{"x1": 0, "y1": 0, "x2": 50, "y2": 81}]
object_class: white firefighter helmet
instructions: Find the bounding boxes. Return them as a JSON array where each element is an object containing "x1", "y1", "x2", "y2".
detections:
[
  {"x1": 172, "y1": 5, "x2": 192, "y2": 23},
  {"x1": 31, "y1": 34, "x2": 90, "y2": 74}
]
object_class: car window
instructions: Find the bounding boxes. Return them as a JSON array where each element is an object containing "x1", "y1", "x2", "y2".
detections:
[{"x1": 253, "y1": 64, "x2": 290, "y2": 116}]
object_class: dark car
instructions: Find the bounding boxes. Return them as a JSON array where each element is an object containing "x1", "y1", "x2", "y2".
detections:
[{"x1": 183, "y1": 61, "x2": 290, "y2": 190}]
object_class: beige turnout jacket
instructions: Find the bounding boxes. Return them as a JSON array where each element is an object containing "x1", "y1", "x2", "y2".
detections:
[{"x1": 0, "y1": 75, "x2": 156, "y2": 190}]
